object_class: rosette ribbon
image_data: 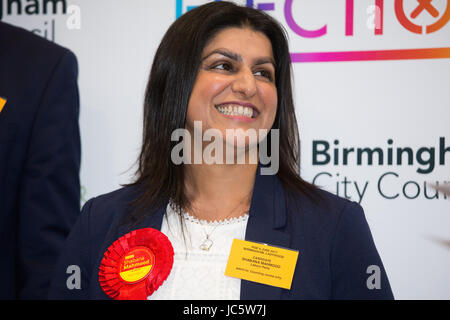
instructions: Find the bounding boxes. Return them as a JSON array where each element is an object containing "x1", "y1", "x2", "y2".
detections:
[{"x1": 99, "y1": 228, "x2": 174, "y2": 300}]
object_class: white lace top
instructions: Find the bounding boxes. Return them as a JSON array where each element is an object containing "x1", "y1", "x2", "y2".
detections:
[{"x1": 148, "y1": 202, "x2": 249, "y2": 300}]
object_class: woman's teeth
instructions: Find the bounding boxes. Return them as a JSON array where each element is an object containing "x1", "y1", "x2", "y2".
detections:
[{"x1": 216, "y1": 104, "x2": 254, "y2": 118}]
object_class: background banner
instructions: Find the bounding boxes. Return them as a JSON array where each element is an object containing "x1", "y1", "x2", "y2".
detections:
[{"x1": 3, "y1": 0, "x2": 449, "y2": 299}]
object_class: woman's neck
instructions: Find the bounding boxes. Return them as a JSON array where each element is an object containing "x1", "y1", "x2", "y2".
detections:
[{"x1": 183, "y1": 163, "x2": 257, "y2": 221}]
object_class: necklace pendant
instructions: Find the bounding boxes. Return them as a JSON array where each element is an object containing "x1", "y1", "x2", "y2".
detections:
[{"x1": 200, "y1": 238, "x2": 213, "y2": 251}]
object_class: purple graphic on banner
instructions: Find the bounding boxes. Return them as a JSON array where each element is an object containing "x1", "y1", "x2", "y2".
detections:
[
  {"x1": 174, "y1": 0, "x2": 450, "y2": 63},
  {"x1": 284, "y1": 0, "x2": 327, "y2": 38},
  {"x1": 257, "y1": 3, "x2": 275, "y2": 11},
  {"x1": 176, "y1": 0, "x2": 274, "y2": 18},
  {"x1": 246, "y1": 1, "x2": 275, "y2": 11}
]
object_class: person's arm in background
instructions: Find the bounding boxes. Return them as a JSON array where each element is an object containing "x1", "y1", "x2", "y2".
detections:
[{"x1": 16, "y1": 49, "x2": 81, "y2": 299}]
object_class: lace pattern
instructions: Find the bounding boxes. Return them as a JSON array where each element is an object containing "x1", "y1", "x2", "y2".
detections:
[
  {"x1": 168, "y1": 200, "x2": 249, "y2": 226},
  {"x1": 148, "y1": 201, "x2": 248, "y2": 300},
  {"x1": 181, "y1": 211, "x2": 249, "y2": 226}
]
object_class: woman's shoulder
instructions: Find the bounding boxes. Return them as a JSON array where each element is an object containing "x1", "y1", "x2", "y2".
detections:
[
  {"x1": 78, "y1": 185, "x2": 141, "y2": 235},
  {"x1": 287, "y1": 186, "x2": 368, "y2": 238},
  {"x1": 293, "y1": 186, "x2": 363, "y2": 218},
  {"x1": 83, "y1": 185, "x2": 139, "y2": 213},
  {"x1": 49, "y1": 185, "x2": 142, "y2": 299}
]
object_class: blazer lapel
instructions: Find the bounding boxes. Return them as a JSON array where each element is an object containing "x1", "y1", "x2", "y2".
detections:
[{"x1": 240, "y1": 167, "x2": 291, "y2": 300}]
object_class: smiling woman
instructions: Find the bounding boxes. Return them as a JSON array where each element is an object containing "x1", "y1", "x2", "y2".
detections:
[
  {"x1": 131, "y1": 1, "x2": 319, "y2": 226},
  {"x1": 49, "y1": 1, "x2": 394, "y2": 300},
  {"x1": 187, "y1": 28, "x2": 277, "y2": 140}
]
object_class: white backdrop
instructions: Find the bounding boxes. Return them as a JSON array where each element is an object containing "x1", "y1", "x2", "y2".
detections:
[{"x1": 3, "y1": 0, "x2": 449, "y2": 299}]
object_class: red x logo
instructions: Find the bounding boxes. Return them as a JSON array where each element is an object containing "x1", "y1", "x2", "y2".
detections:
[
  {"x1": 411, "y1": 0, "x2": 439, "y2": 19},
  {"x1": 395, "y1": 0, "x2": 450, "y2": 34}
]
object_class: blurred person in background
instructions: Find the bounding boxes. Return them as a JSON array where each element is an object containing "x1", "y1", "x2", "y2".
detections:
[{"x1": 0, "y1": 21, "x2": 81, "y2": 299}]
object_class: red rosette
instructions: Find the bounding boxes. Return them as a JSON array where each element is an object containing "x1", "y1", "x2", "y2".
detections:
[{"x1": 98, "y1": 228, "x2": 174, "y2": 300}]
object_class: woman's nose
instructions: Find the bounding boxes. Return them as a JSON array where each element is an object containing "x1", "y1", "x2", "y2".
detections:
[{"x1": 231, "y1": 68, "x2": 257, "y2": 98}]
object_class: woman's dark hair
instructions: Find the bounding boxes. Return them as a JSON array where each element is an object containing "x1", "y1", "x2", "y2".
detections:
[{"x1": 126, "y1": 1, "x2": 321, "y2": 224}]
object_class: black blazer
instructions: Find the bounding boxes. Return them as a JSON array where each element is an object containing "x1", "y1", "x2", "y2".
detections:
[
  {"x1": 49, "y1": 167, "x2": 394, "y2": 300},
  {"x1": 0, "y1": 22, "x2": 81, "y2": 299}
]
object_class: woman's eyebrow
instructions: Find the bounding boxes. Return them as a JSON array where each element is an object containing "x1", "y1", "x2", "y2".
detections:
[{"x1": 202, "y1": 48, "x2": 275, "y2": 67}]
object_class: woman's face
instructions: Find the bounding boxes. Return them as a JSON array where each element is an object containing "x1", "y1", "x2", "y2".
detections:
[{"x1": 186, "y1": 27, "x2": 278, "y2": 150}]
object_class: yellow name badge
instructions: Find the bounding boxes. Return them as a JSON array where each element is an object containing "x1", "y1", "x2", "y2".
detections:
[
  {"x1": 0, "y1": 97, "x2": 6, "y2": 113},
  {"x1": 225, "y1": 239, "x2": 299, "y2": 290}
]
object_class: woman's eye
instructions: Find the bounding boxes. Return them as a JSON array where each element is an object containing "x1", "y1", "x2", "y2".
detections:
[
  {"x1": 254, "y1": 70, "x2": 273, "y2": 81},
  {"x1": 211, "y1": 62, "x2": 233, "y2": 71},
  {"x1": 209, "y1": 62, "x2": 273, "y2": 81}
]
